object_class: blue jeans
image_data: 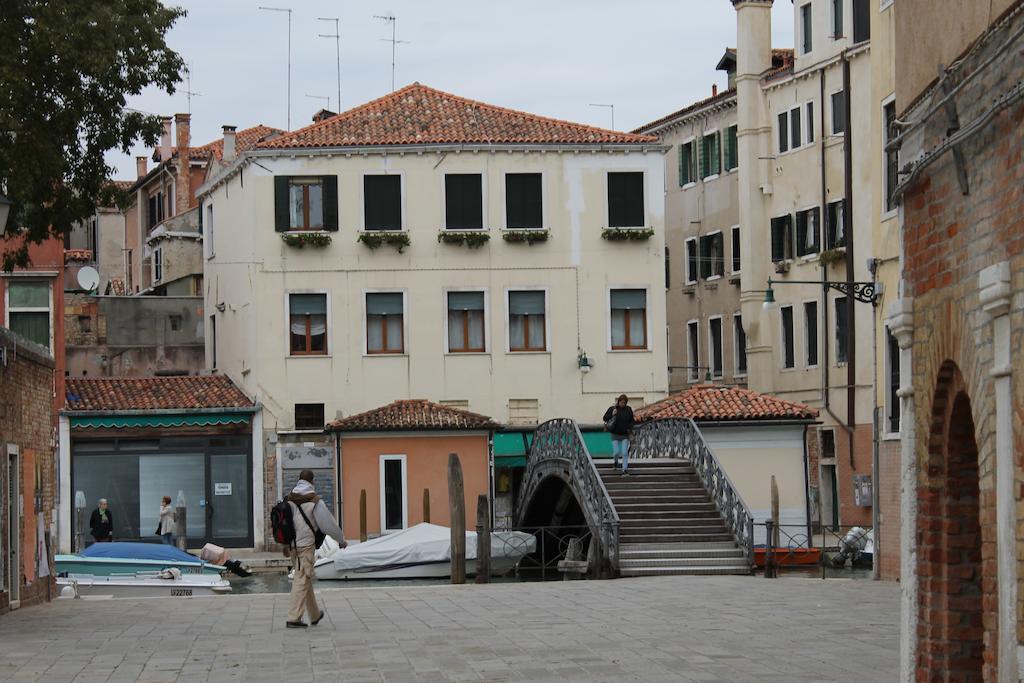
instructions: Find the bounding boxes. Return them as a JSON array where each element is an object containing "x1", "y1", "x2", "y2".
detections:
[
  {"x1": 612, "y1": 438, "x2": 630, "y2": 471},
  {"x1": 161, "y1": 533, "x2": 173, "y2": 545}
]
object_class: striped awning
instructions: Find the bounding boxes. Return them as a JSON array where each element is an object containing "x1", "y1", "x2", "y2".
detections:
[{"x1": 70, "y1": 413, "x2": 251, "y2": 429}]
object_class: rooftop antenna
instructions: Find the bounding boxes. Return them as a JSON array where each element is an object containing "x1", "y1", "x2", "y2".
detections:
[
  {"x1": 373, "y1": 15, "x2": 410, "y2": 92},
  {"x1": 318, "y1": 17, "x2": 342, "y2": 111},
  {"x1": 305, "y1": 94, "x2": 331, "y2": 112},
  {"x1": 259, "y1": 6, "x2": 293, "y2": 130},
  {"x1": 183, "y1": 64, "x2": 203, "y2": 114},
  {"x1": 589, "y1": 103, "x2": 615, "y2": 130}
]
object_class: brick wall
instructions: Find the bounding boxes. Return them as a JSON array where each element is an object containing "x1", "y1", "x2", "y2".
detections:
[{"x1": 878, "y1": 439, "x2": 901, "y2": 580}]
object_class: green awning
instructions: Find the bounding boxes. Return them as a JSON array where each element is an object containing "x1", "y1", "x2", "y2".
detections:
[
  {"x1": 493, "y1": 429, "x2": 614, "y2": 465},
  {"x1": 581, "y1": 430, "x2": 614, "y2": 457},
  {"x1": 70, "y1": 413, "x2": 251, "y2": 429},
  {"x1": 494, "y1": 455, "x2": 527, "y2": 468}
]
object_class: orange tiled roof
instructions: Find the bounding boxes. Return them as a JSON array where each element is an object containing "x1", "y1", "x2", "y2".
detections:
[
  {"x1": 65, "y1": 376, "x2": 253, "y2": 412},
  {"x1": 636, "y1": 385, "x2": 818, "y2": 423},
  {"x1": 194, "y1": 124, "x2": 285, "y2": 160},
  {"x1": 326, "y1": 399, "x2": 497, "y2": 432},
  {"x1": 258, "y1": 83, "x2": 656, "y2": 150},
  {"x1": 633, "y1": 88, "x2": 737, "y2": 134}
]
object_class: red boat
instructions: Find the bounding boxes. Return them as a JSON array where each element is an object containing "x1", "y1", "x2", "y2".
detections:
[{"x1": 753, "y1": 547, "x2": 822, "y2": 568}]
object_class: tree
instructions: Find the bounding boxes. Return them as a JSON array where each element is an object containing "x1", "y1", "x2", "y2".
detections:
[{"x1": 0, "y1": 0, "x2": 185, "y2": 270}]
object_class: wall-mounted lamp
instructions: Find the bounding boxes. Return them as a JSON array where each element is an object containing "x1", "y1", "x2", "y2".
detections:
[{"x1": 577, "y1": 350, "x2": 593, "y2": 373}]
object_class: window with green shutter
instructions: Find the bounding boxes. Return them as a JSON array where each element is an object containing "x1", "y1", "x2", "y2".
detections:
[
  {"x1": 275, "y1": 176, "x2": 338, "y2": 232},
  {"x1": 771, "y1": 214, "x2": 793, "y2": 262},
  {"x1": 679, "y1": 141, "x2": 696, "y2": 186},
  {"x1": 701, "y1": 131, "x2": 720, "y2": 179},
  {"x1": 724, "y1": 125, "x2": 738, "y2": 171}
]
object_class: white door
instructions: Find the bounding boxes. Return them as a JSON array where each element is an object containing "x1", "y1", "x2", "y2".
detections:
[
  {"x1": 379, "y1": 455, "x2": 407, "y2": 533},
  {"x1": 6, "y1": 445, "x2": 20, "y2": 608}
]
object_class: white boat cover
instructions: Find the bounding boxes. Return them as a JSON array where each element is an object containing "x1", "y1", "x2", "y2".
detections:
[{"x1": 327, "y1": 523, "x2": 535, "y2": 571}]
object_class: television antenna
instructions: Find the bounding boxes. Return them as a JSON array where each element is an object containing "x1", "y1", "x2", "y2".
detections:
[
  {"x1": 305, "y1": 94, "x2": 331, "y2": 112},
  {"x1": 374, "y1": 15, "x2": 410, "y2": 92},
  {"x1": 318, "y1": 17, "x2": 342, "y2": 111},
  {"x1": 589, "y1": 103, "x2": 615, "y2": 130},
  {"x1": 183, "y1": 64, "x2": 203, "y2": 114},
  {"x1": 259, "y1": 6, "x2": 293, "y2": 129}
]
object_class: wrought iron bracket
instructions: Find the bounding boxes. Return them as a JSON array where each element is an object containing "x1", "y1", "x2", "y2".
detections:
[{"x1": 766, "y1": 278, "x2": 881, "y2": 306}]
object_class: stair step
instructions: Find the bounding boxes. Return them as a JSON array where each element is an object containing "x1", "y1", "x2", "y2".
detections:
[
  {"x1": 620, "y1": 547, "x2": 745, "y2": 560},
  {"x1": 620, "y1": 565, "x2": 751, "y2": 577},
  {"x1": 620, "y1": 556, "x2": 749, "y2": 569},
  {"x1": 620, "y1": 541, "x2": 739, "y2": 552},
  {"x1": 617, "y1": 511, "x2": 715, "y2": 520},
  {"x1": 620, "y1": 532, "x2": 735, "y2": 544}
]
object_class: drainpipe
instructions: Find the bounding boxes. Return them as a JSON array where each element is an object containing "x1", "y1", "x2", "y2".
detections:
[
  {"x1": 842, "y1": 53, "x2": 856, "y2": 470},
  {"x1": 869, "y1": 258, "x2": 880, "y2": 580}
]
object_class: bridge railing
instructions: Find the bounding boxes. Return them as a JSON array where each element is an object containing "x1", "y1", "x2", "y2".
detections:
[
  {"x1": 632, "y1": 417, "x2": 755, "y2": 566},
  {"x1": 518, "y1": 418, "x2": 620, "y2": 574}
]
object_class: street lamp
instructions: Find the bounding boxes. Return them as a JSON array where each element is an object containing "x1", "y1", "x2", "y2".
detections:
[{"x1": 0, "y1": 191, "x2": 12, "y2": 231}]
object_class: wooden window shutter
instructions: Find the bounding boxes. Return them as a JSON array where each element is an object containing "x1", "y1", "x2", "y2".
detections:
[
  {"x1": 771, "y1": 216, "x2": 791, "y2": 262},
  {"x1": 699, "y1": 235, "x2": 711, "y2": 279},
  {"x1": 698, "y1": 137, "x2": 706, "y2": 180},
  {"x1": 678, "y1": 144, "x2": 686, "y2": 187},
  {"x1": 274, "y1": 176, "x2": 290, "y2": 232},
  {"x1": 321, "y1": 175, "x2": 339, "y2": 231}
]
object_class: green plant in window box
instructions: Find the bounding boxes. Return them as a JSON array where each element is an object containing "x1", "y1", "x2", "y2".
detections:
[
  {"x1": 601, "y1": 227, "x2": 655, "y2": 241},
  {"x1": 818, "y1": 247, "x2": 846, "y2": 267},
  {"x1": 437, "y1": 231, "x2": 491, "y2": 249},
  {"x1": 502, "y1": 229, "x2": 550, "y2": 245},
  {"x1": 358, "y1": 231, "x2": 411, "y2": 253},
  {"x1": 281, "y1": 232, "x2": 332, "y2": 248}
]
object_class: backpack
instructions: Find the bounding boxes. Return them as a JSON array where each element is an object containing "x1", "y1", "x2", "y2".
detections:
[{"x1": 270, "y1": 500, "x2": 296, "y2": 545}]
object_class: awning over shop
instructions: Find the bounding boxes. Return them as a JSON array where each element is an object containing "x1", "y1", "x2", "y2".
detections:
[
  {"x1": 70, "y1": 413, "x2": 252, "y2": 429},
  {"x1": 492, "y1": 429, "x2": 614, "y2": 467}
]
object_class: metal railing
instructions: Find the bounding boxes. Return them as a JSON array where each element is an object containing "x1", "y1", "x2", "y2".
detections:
[
  {"x1": 506, "y1": 524, "x2": 599, "y2": 581},
  {"x1": 759, "y1": 522, "x2": 874, "y2": 579},
  {"x1": 631, "y1": 417, "x2": 755, "y2": 565}
]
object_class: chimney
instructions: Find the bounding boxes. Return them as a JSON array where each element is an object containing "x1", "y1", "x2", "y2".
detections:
[
  {"x1": 222, "y1": 125, "x2": 237, "y2": 161},
  {"x1": 136, "y1": 156, "x2": 148, "y2": 179},
  {"x1": 173, "y1": 113, "x2": 191, "y2": 215},
  {"x1": 159, "y1": 117, "x2": 172, "y2": 162},
  {"x1": 174, "y1": 112, "x2": 191, "y2": 152},
  {"x1": 712, "y1": 84, "x2": 718, "y2": 97}
]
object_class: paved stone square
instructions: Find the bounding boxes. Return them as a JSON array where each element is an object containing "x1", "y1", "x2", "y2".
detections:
[{"x1": 0, "y1": 576, "x2": 898, "y2": 682}]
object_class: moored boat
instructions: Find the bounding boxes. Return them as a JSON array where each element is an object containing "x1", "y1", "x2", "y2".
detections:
[
  {"x1": 57, "y1": 570, "x2": 231, "y2": 599},
  {"x1": 753, "y1": 546, "x2": 822, "y2": 568},
  {"x1": 56, "y1": 542, "x2": 225, "y2": 576}
]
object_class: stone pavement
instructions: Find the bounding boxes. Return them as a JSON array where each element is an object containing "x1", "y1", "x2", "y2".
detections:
[{"x1": 0, "y1": 575, "x2": 898, "y2": 682}]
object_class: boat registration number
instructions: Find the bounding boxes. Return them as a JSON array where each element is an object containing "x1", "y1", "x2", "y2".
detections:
[{"x1": 170, "y1": 589, "x2": 193, "y2": 597}]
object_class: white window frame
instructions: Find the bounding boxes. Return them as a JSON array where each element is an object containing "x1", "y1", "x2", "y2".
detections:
[
  {"x1": 205, "y1": 202, "x2": 215, "y2": 259},
  {"x1": 362, "y1": 288, "x2": 408, "y2": 356},
  {"x1": 153, "y1": 246, "x2": 163, "y2": 283},
  {"x1": 443, "y1": 287, "x2": 490, "y2": 354},
  {"x1": 830, "y1": 89, "x2": 847, "y2": 136},
  {"x1": 831, "y1": 0, "x2": 845, "y2": 38},
  {"x1": 881, "y1": 94, "x2": 899, "y2": 222},
  {"x1": 378, "y1": 454, "x2": 408, "y2": 533},
  {"x1": 700, "y1": 128, "x2": 721, "y2": 182},
  {"x1": 799, "y1": 2, "x2": 813, "y2": 54},
  {"x1": 779, "y1": 304, "x2": 796, "y2": 371},
  {"x1": 285, "y1": 288, "x2": 332, "y2": 359},
  {"x1": 883, "y1": 325, "x2": 900, "y2": 438},
  {"x1": 679, "y1": 137, "x2": 698, "y2": 188},
  {"x1": 684, "y1": 237, "x2": 698, "y2": 284},
  {"x1": 803, "y1": 299, "x2": 820, "y2": 369},
  {"x1": 606, "y1": 285, "x2": 651, "y2": 352},
  {"x1": 730, "y1": 225, "x2": 742, "y2": 275},
  {"x1": 360, "y1": 171, "x2": 407, "y2": 233},
  {"x1": 604, "y1": 170, "x2": 647, "y2": 229},
  {"x1": 686, "y1": 319, "x2": 700, "y2": 383},
  {"x1": 707, "y1": 315, "x2": 724, "y2": 379},
  {"x1": 500, "y1": 170, "x2": 546, "y2": 231},
  {"x1": 441, "y1": 171, "x2": 488, "y2": 231},
  {"x1": 504, "y1": 287, "x2": 550, "y2": 353},
  {"x1": 704, "y1": 229, "x2": 724, "y2": 281},
  {"x1": 732, "y1": 313, "x2": 747, "y2": 378},
  {"x1": 3, "y1": 277, "x2": 54, "y2": 352}
]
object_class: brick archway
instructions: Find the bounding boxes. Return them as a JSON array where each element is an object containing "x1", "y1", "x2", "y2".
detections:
[{"x1": 917, "y1": 361, "x2": 993, "y2": 680}]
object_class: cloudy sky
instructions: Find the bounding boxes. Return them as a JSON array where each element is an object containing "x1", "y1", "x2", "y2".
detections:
[{"x1": 107, "y1": 0, "x2": 795, "y2": 179}]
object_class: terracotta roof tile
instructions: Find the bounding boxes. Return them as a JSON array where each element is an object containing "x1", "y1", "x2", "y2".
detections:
[
  {"x1": 194, "y1": 124, "x2": 285, "y2": 160},
  {"x1": 65, "y1": 376, "x2": 253, "y2": 412},
  {"x1": 258, "y1": 83, "x2": 656, "y2": 150},
  {"x1": 633, "y1": 88, "x2": 737, "y2": 134},
  {"x1": 327, "y1": 399, "x2": 497, "y2": 432},
  {"x1": 635, "y1": 385, "x2": 818, "y2": 423}
]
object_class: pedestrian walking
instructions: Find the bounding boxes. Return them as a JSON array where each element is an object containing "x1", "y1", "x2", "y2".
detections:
[
  {"x1": 603, "y1": 394, "x2": 635, "y2": 474},
  {"x1": 157, "y1": 496, "x2": 175, "y2": 545},
  {"x1": 89, "y1": 499, "x2": 113, "y2": 543},
  {"x1": 284, "y1": 469, "x2": 346, "y2": 629}
]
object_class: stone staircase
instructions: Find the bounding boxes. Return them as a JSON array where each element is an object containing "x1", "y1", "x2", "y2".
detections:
[{"x1": 597, "y1": 459, "x2": 751, "y2": 576}]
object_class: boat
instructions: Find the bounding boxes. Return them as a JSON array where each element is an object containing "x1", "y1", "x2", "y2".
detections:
[
  {"x1": 313, "y1": 523, "x2": 536, "y2": 580},
  {"x1": 56, "y1": 542, "x2": 225, "y2": 577},
  {"x1": 57, "y1": 569, "x2": 232, "y2": 599},
  {"x1": 753, "y1": 546, "x2": 822, "y2": 568}
]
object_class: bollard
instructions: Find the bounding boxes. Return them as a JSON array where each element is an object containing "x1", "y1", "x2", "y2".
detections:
[
  {"x1": 448, "y1": 453, "x2": 466, "y2": 585},
  {"x1": 475, "y1": 494, "x2": 490, "y2": 584},
  {"x1": 423, "y1": 488, "x2": 430, "y2": 524},
  {"x1": 359, "y1": 489, "x2": 367, "y2": 543},
  {"x1": 765, "y1": 520, "x2": 777, "y2": 578}
]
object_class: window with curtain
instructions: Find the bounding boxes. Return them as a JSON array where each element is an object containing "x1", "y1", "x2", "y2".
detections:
[
  {"x1": 447, "y1": 291, "x2": 485, "y2": 353},
  {"x1": 607, "y1": 172, "x2": 645, "y2": 227},
  {"x1": 796, "y1": 207, "x2": 821, "y2": 256},
  {"x1": 610, "y1": 288, "x2": 647, "y2": 350},
  {"x1": 364, "y1": 175, "x2": 402, "y2": 231},
  {"x1": 505, "y1": 173, "x2": 543, "y2": 229},
  {"x1": 289, "y1": 293, "x2": 328, "y2": 355},
  {"x1": 508, "y1": 291, "x2": 546, "y2": 352},
  {"x1": 445, "y1": 174, "x2": 483, "y2": 230},
  {"x1": 827, "y1": 200, "x2": 846, "y2": 248},
  {"x1": 288, "y1": 178, "x2": 324, "y2": 230},
  {"x1": 366, "y1": 292, "x2": 404, "y2": 354},
  {"x1": 7, "y1": 280, "x2": 50, "y2": 349}
]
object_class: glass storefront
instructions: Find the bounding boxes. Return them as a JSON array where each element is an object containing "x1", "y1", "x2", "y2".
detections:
[{"x1": 72, "y1": 435, "x2": 253, "y2": 547}]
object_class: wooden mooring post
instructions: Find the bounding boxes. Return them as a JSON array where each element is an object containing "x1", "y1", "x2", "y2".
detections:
[
  {"x1": 423, "y1": 488, "x2": 431, "y2": 523},
  {"x1": 475, "y1": 494, "x2": 491, "y2": 584},
  {"x1": 448, "y1": 453, "x2": 466, "y2": 584},
  {"x1": 765, "y1": 475, "x2": 780, "y2": 578},
  {"x1": 359, "y1": 489, "x2": 368, "y2": 542}
]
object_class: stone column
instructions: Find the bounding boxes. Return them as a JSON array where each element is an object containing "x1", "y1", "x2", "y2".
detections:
[
  {"x1": 887, "y1": 297, "x2": 915, "y2": 682},
  {"x1": 978, "y1": 262, "x2": 1017, "y2": 682}
]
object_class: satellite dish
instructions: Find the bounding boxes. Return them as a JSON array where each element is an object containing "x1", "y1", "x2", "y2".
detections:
[{"x1": 77, "y1": 266, "x2": 100, "y2": 292}]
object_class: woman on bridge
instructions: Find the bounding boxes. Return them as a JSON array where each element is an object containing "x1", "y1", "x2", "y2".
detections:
[{"x1": 603, "y1": 395, "x2": 635, "y2": 474}]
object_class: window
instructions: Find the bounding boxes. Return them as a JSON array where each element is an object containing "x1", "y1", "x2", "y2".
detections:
[
  {"x1": 685, "y1": 238, "x2": 698, "y2": 284},
  {"x1": 731, "y1": 226, "x2": 741, "y2": 273},
  {"x1": 734, "y1": 315, "x2": 747, "y2": 375},
  {"x1": 679, "y1": 140, "x2": 697, "y2": 186},
  {"x1": 6, "y1": 280, "x2": 50, "y2": 349},
  {"x1": 781, "y1": 305, "x2": 795, "y2": 369},
  {"x1": 366, "y1": 292, "x2": 404, "y2": 354},
  {"x1": 852, "y1": 0, "x2": 870, "y2": 42},
  {"x1": 771, "y1": 214, "x2": 794, "y2": 262},
  {"x1": 664, "y1": 247, "x2": 670, "y2": 289},
  {"x1": 610, "y1": 288, "x2": 647, "y2": 350},
  {"x1": 168, "y1": 314, "x2": 182, "y2": 332},
  {"x1": 147, "y1": 190, "x2": 165, "y2": 230},
  {"x1": 835, "y1": 296, "x2": 849, "y2": 363},
  {"x1": 294, "y1": 403, "x2": 325, "y2": 431},
  {"x1": 508, "y1": 290, "x2": 546, "y2": 352},
  {"x1": 822, "y1": 429, "x2": 837, "y2": 459},
  {"x1": 364, "y1": 175, "x2": 402, "y2": 231},
  {"x1": 505, "y1": 173, "x2": 543, "y2": 229},
  {"x1": 700, "y1": 131, "x2": 721, "y2": 179},
  {"x1": 778, "y1": 112, "x2": 789, "y2": 153},
  {"x1": 790, "y1": 106, "x2": 803, "y2": 149},
  {"x1": 831, "y1": 90, "x2": 847, "y2": 134},
  {"x1": 709, "y1": 317, "x2": 723, "y2": 378},
  {"x1": 380, "y1": 455, "x2": 407, "y2": 532},
  {"x1": 699, "y1": 232, "x2": 725, "y2": 279},
  {"x1": 805, "y1": 301, "x2": 819, "y2": 366},
  {"x1": 508, "y1": 399, "x2": 539, "y2": 425},
  {"x1": 274, "y1": 176, "x2": 338, "y2": 231},
  {"x1": 780, "y1": 107, "x2": 806, "y2": 153},
  {"x1": 445, "y1": 174, "x2": 483, "y2": 230},
  {"x1": 607, "y1": 172, "x2": 645, "y2": 227},
  {"x1": 887, "y1": 328, "x2": 901, "y2": 432},
  {"x1": 723, "y1": 125, "x2": 739, "y2": 171},
  {"x1": 687, "y1": 320, "x2": 700, "y2": 381},
  {"x1": 447, "y1": 291, "x2": 485, "y2": 353},
  {"x1": 883, "y1": 100, "x2": 898, "y2": 213},
  {"x1": 832, "y1": 0, "x2": 844, "y2": 37},
  {"x1": 796, "y1": 207, "x2": 821, "y2": 256},
  {"x1": 205, "y1": 204, "x2": 214, "y2": 258},
  {"x1": 827, "y1": 200, "x2": 846, "y2": 248},
  {"x1": 289, "y1": 293, "x2": 328, "y2": 355},
  {"x1": 806, "y1": 102, "x2": 815, "y2": 143},
  {"x1": 153, "y1": 247, "x2": 163, "y2": 282},
  {"x1": 800, "y1": 3, "x2": 813, "y2": 53}
]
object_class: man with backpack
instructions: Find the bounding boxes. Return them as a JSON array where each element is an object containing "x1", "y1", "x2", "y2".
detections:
[{"x1": 278, "y1": 469, "x2": 346, "y2": 629}]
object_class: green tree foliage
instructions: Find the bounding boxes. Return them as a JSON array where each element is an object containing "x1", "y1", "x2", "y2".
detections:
[{"x1": 0, "y1": 0, "x2": 186, "y2": 270}]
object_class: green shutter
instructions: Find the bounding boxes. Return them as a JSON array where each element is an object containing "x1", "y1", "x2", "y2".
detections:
[
  {"x1": 274, "y1": 176, "x2": 290, "y2": 232},
  {"x1": 321, "y1": 175, "x2": 339, "y2": 231},
  {"x1": 698, "y1": 136, "x2": 706, "y2": 179},
  {"x1": 711, "y1": 132, "x2": 721, "y2": 175},
  {"x1": 678, "y1": 144, "x2": 686, "y2": 187}
]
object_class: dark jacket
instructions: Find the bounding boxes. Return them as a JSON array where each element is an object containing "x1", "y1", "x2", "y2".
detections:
[
  {"x1": 89, "y1": 508, "x2": 113, "y2": 540},
  {"x1": 603, "y1": 405, "x2": 635, "y2": 438}
]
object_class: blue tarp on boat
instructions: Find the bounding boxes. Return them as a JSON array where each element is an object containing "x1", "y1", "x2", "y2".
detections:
[{"x1": 82, "y1": 542, "x2": 198, "y2": 563}]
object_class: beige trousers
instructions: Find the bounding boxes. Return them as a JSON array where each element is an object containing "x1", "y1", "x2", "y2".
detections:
[{"x1": 288, "y1": 545, "x2": 322, "y2": 623}]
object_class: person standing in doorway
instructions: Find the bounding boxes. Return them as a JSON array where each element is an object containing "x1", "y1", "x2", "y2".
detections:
[
  {"x1": 89, "y1": 499, "x2": 113, "y2": 543},
  {"x1": 603, "y1": 395, "x2": 636, "y2": 474},
  {"x1": 284, "y1": 469, "x2": 346, "y2": 629},
  {"x1": 158, "y1": 496, "x2": 176, "y2": 545}
]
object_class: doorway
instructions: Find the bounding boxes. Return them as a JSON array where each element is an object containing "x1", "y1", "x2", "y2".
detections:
[
  {"x1": 820, "y1": 464, "x2": 839, "y2": 529},
  {"x1": 6, "y1": 445, "x2": 20, "y2": 608},
  {"x1": 379, "y1": 455, "x2": 407, "y2": 533}
]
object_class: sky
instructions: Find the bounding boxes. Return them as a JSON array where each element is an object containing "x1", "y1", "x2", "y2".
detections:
[{"x1": 106, "y1": 0, "x2": 795, "y2": 180}]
